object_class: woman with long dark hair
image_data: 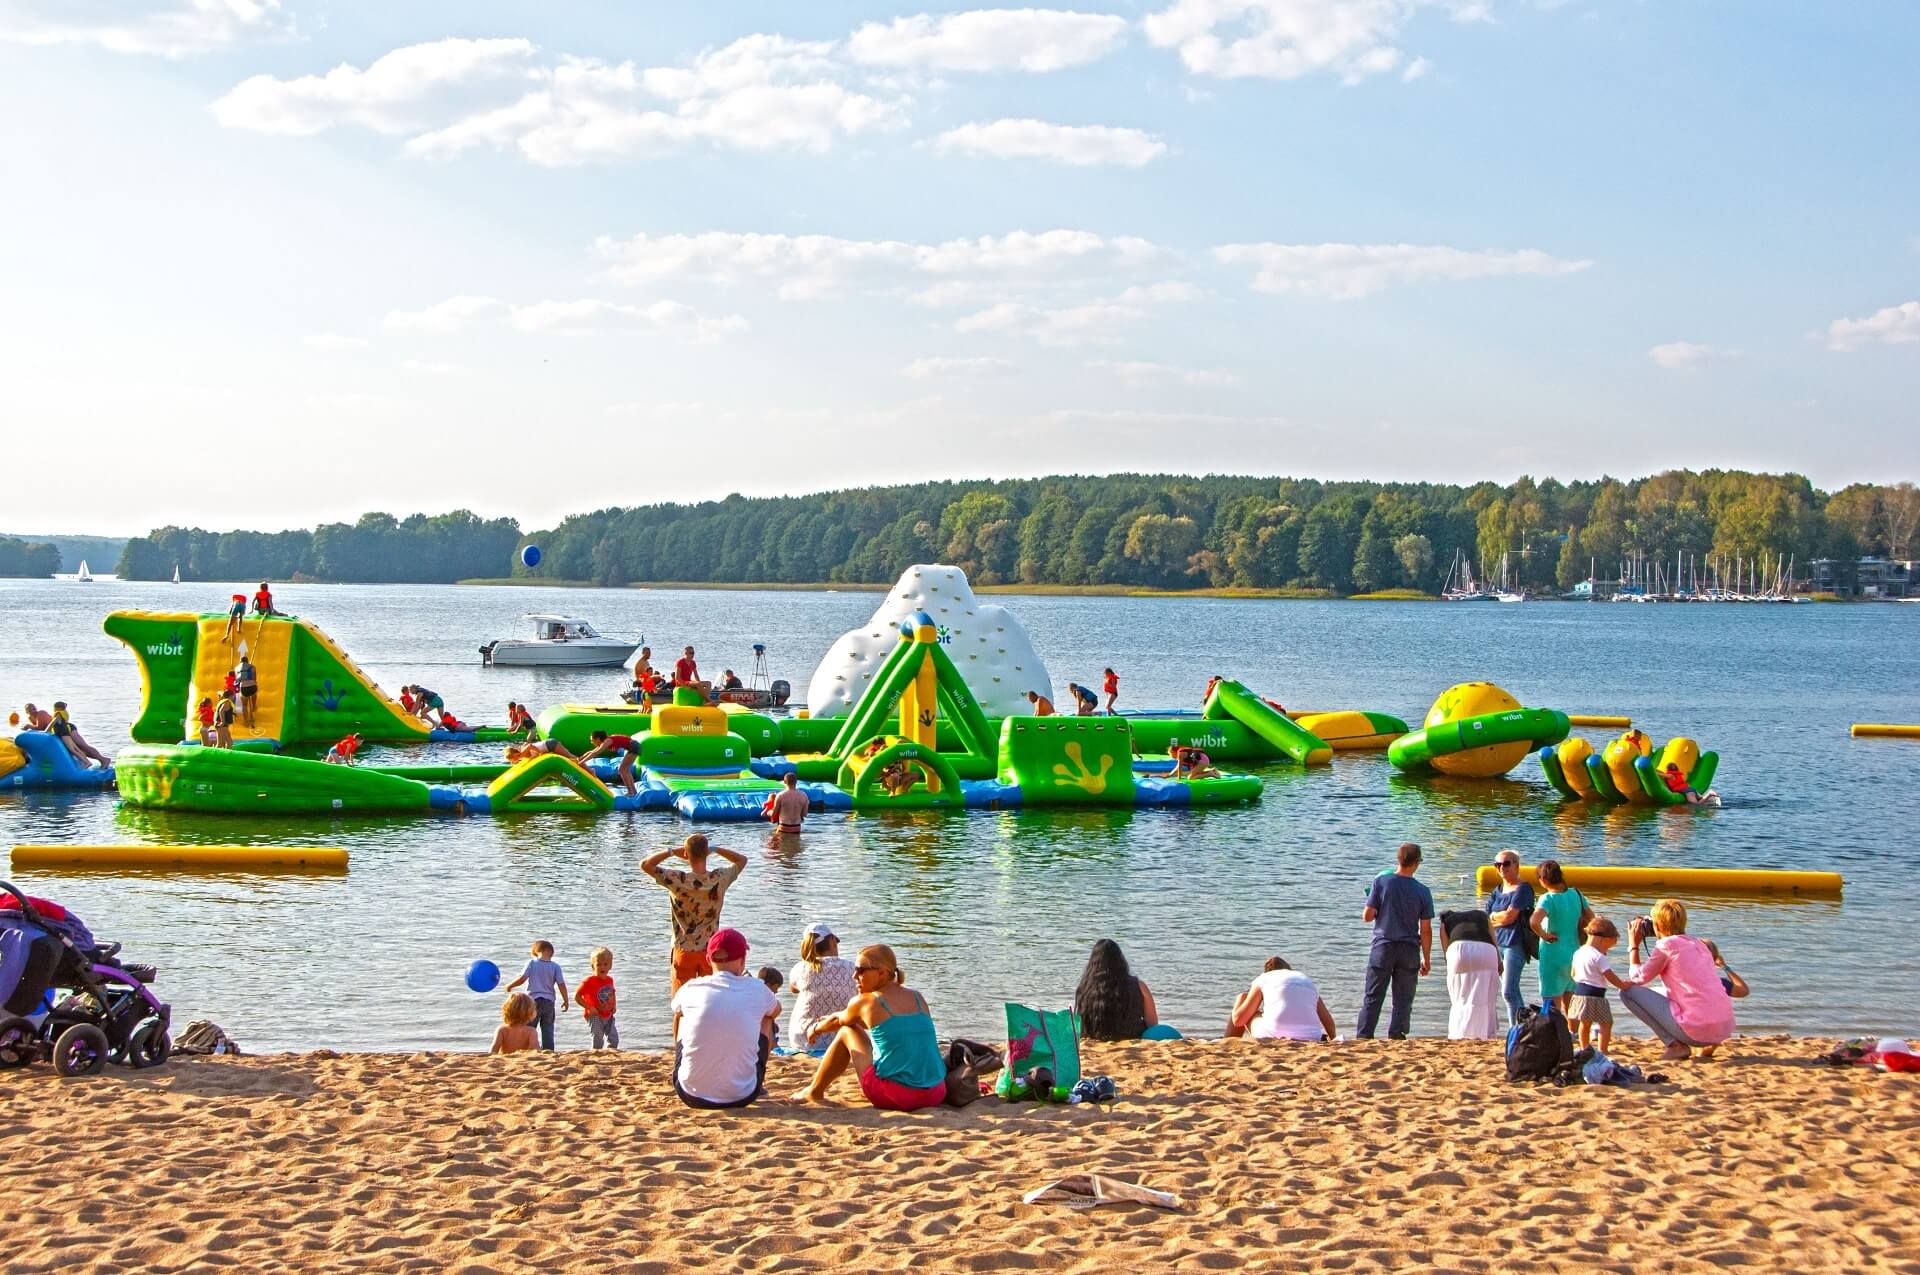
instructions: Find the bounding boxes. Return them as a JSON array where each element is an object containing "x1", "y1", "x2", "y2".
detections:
[{"x1": 1073, "y1": 939, "x2": 1159, "y2": 1041}]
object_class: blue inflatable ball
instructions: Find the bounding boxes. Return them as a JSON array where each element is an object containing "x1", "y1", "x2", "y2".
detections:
[
  {"x1": 520, "y1": 544, "x2": 542, "y2": 568},
  {"x1": 465, "y1": 959, "x2": 500, "y2": 993}
]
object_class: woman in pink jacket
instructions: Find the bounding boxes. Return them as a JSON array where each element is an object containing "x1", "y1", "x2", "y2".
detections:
[{"x1": 1620, "y1": 899, "x2": 1736, "y2": 1061}]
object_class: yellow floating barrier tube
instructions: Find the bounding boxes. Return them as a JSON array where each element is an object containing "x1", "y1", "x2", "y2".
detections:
[
  {"x1": 1852, "y1": 723, "x2": 1920, "y2": 739},
  {"x1": 1474, "y1": 863, "x2": 1840, "y2": 896},
  {"x1": 10, "y1": 844, "x2": 349, "y2": 872},
  {"x1": 1567, "y1": 714, "x2": 1632, "y2": 728}
]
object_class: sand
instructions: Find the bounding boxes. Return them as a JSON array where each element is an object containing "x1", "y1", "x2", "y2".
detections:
[{"x1": 6, "y1": 1035, "x2": 1917, "y2": 1274}]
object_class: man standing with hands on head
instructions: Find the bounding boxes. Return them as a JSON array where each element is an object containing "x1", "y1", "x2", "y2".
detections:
[
  {"x1": 642, "y1": 833, "x2": 749, "y2": 997},
  {"x1": 1357, "y1": 842, "x2": 1435, "y2": 1040}
]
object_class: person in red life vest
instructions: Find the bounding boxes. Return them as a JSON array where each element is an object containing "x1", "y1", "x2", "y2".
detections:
[
  {"x1": 223, "y1": 593, "x2": 246, "y2": 646},
  {"x1": 326, "y1": 733, "x2": 363, "y2": 765},
  {"x1": 505, "y1": 701, "x2": 535, "y2": 736},
  {"x1": 1103, "y1": 666, "x2": 1120, "y2": 715},
  {"x1": 194, "y1": 696, "x2": 216, "y2": 746},
  {"x1": 222, "y1": 669, "x2": 238, "y2": 700},
  {"x1": 252, "y1": 582, "x2": 279, "y2": 617},
  {"x1": 1659, "y1": 763, "x2": 1719, "y2": 806},
  {"x1": 400, "y1": 688, "x2": 417, "y2": 716},
  {"x1": 438, "y1": 709, "x2": 468, "y2": 733},
  {"x1": 581, "y1": 730, "x2": 643, "y2": 795}
]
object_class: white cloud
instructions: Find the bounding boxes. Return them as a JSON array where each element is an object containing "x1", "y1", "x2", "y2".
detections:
[
  {"x1": 595, "y1": 228, "x2": 1165, "y2": 300},
  {"x1": 0, "y1": 0, "x2": 294, "y2": 58},
  {"x1": 304, "y1": 332, "x2": 370, "y2": 350},
  {"x1": 213, "y1": 38, "x2": 541, "y2": 137},
  {"x1": 385, "y1": 295, "x2": 746, "y2": 340},
  {"x1": 384, "y1": 295, "x2": 510, "y2": 332},
  {"x1": 931, "y1": 119, "x2": 1166, "y2": 167},
  {"x1": 848, "y1": 9, "x2": 1129, "y2": 72},
  {"x1": 1142, "y1": 0, "x2": 1480, "y2": 83},
  {"x1": 1088, "y1": 359, "x2": 1240, "y2": 386},
  {"x1": 1213, "y1": 242, "x2": 1592, "y2": 299},
  {"x1": 215, "y1": 34, "x2": 908, "y2": 163},
  {"x1": 901, "y1": 355, "x2": 1015, "y2": 378},
  {"x1": 952, "y1": 280, "x2": 1194, "y2": 346},
  {"x1": 1402, "y1": 55, "x2": 1432, "y2": 81},
  {"x1": 1648, "y1": 341, "x2": 1736, "y2": 370},
  {"x1": 1035, "y1": 407, "x2": 1287, "y2": 430},
  {"x1": 1825, "y1": 300, "x2": 1920, "y2": 352}
]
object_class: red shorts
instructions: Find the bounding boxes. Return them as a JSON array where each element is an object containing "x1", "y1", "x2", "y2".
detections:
[{"x1": 858, "y1": 1066, "x2": 947, "y2": 1112}]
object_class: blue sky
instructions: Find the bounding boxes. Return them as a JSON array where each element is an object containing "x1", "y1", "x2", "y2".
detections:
[{"x1": 2, "y1": 1, "x2": 1914, "y2": 536}]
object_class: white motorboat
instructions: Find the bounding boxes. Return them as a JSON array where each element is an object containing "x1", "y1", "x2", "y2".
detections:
[{"x1": 481, "y1": 615, "x2": 638, "y2": 668}]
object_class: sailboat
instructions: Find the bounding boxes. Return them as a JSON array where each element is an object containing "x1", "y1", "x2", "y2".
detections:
[
  {"x1": 1494, "y1": 551, "x2": 1527, "y2": 603},
  {"x1": 75, "y1": 560, "x2": 93, "y2": 583},
  {"x1": 1442, "y1": 548, "x2": 1492, "y2": 601},
  {"x1": 172, "y1": 564, "x2": 180, "y2": 584}
]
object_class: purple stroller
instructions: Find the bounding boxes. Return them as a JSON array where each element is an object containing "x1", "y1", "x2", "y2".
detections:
[{"x1": 0, "y1": 881, "x2": 171, "y2": 1076}]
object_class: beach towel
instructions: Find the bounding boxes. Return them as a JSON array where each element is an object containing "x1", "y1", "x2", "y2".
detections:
[
  {"x1": 995, "y1": 1003, "x2": 1080, "y2": 1101},
  {"x1": 1022, "y1": 1175, "x2": 1182, "y2": 1210}
]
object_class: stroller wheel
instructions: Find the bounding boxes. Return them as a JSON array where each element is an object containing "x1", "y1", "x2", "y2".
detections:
[
  {"x1": 127, "y1": 1021, "x2": 172, "y2": 1069},
  {"x1": 0, "y1": 1015, "x2": 36, "y2": 1068},
  {"x1": 53, "y1": 1023, "x2": 109, "y2": 1077}
]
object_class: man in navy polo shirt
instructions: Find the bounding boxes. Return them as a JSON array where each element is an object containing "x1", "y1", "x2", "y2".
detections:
[{"x1": 1357, "y1": 841, "x2": 1435, "y2": 1039}]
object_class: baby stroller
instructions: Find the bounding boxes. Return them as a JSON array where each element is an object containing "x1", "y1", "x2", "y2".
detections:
[{"x1": 0, "y1": 881, "x2": 171, "y2": 1076}]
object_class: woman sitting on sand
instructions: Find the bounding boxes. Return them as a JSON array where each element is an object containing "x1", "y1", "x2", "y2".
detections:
[
  {"x1": 1073, "y1": 939, "x2": 1160, "y2": 1041},
  {"x1": 793, "y1": 944, "x2": 947, "y2": 1111},
  {"x1": 1620, "y1": 900, "x2": 1735, "y2": 1062},
  {"x1": 787, "y1": 924, "x2": 858, "y2": 1055},
  {"x1": 1226, "y1": 957, "x2": 1337, "y2": 1041}
]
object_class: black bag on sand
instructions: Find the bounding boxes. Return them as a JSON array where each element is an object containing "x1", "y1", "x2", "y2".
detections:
[
  {"x1": 945, "y1": 1038, "x2": 1004, "y2": 1108},
  {"x1": 1505, "y1": 1004, "x2": 1573, "y2": 1083}
]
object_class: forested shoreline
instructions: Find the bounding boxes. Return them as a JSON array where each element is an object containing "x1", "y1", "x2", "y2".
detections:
[{"x1": 108, "y1": 473, "x2": 1919, "y2": 594}]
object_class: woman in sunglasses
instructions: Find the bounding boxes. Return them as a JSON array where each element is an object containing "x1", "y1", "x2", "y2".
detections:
[{"x1": 792, "y1": 944, "x2": 947, "y2": 1111}]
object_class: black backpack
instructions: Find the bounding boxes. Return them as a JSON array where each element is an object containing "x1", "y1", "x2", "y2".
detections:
[{"x1": 1505, "y1": 1004, "x2": 1574, "y2": 1082}]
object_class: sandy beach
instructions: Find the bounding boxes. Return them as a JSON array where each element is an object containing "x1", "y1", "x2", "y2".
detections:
[{"x1": 7, "y1": 1034, "x2": 1915, "y2": 1273}]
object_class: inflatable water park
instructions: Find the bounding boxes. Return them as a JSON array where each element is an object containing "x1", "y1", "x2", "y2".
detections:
[{"x1": 3, "y1": 562, "x2": 1738, "y2": 829}]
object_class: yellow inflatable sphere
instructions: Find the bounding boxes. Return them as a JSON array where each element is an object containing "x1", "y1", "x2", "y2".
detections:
[{"x1": 1425, "y1": 681, "x2": 1530, "y2": 778}]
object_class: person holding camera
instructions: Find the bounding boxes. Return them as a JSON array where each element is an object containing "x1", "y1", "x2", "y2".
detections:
[{"x1": 1620, "y1": 899, "x2": 1736, "y2": 1062}]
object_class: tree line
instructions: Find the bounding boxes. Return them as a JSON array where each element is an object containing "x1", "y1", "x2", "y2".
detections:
[
  {"x1": 106, "y1": 473, "x2": 1918, "y2": 593},
  {"x1": 115, "y1": 512, "x2": 522, "y2": 583},
  {"x1": 0, "y1": 537, "x2": 61, "y2": 578}
]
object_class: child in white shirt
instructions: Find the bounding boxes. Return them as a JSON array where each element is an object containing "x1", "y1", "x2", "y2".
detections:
[{"x1": 1567, "y1": 916, "x2": 1629, "y2": 1052}]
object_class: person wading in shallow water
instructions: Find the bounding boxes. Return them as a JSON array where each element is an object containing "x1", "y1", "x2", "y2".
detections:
[
  {"x1": 641, "y1": 833, "x2": 748, "y2": 996},
  {"x1": 1356, "y1": 842, "x2": 1434, "y2": 1040}
]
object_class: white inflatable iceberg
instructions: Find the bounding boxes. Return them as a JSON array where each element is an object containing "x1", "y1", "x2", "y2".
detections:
[{"x1": 806, "y1": 564, "x2": 1052, "y2": 719}]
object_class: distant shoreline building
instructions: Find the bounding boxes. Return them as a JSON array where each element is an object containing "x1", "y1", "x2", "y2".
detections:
[{"x1": 1809, "y1": 556, "x2": 1915, "y2": 598}]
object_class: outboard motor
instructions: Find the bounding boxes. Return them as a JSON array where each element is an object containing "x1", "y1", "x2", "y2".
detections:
[{"x1": 480, "y1": 640, "x2": 498, "y2": 666}]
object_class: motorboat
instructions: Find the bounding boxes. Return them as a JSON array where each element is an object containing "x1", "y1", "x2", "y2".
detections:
[{"x1": 481, "y1": 615, "x2": 638, "y2": 668}]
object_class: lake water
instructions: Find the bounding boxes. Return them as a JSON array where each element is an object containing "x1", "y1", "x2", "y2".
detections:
[{"x1": 2, "y1": 577, "x2": 1915, "y2": 1051}]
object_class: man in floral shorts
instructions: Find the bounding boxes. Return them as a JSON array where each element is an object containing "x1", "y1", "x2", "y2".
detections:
[{"x1": 642, "y1": 833, "x2": 749, "y2": 996}]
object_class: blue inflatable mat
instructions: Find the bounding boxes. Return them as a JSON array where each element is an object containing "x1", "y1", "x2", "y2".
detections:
[
  {"x1": 673, "y1": 788, "x2": 778, "y2": 821},
  {"x1": 751, "y1": 756, "x2": 797, "y2": 779},
  {"x1": 959, "y1": 779, "x2": 1023, "y2": 809},
  {"x1": 427, "y1": 729, "x2": 478, "y2": 744},
  {"x1": 800, "y1": 783, "x2": 853, "y2": 812},
  {"x1": 1130, "y1": 777, "x2": 1192, "y2": 807}
]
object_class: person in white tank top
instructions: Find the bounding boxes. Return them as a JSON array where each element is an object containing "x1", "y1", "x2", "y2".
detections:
[{"x1": 1227, "y1": 957, "x2": 1337, "y2": 1041}]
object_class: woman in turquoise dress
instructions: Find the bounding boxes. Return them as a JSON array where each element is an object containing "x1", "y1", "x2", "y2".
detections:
[{"x1": 1530, "y1": 859, "x2": 1592, "y2": 1012}]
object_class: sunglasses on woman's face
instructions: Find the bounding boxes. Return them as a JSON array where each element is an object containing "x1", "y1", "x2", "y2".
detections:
[{"x1": 855, "y1": 965, "x2": 878, "y2": 974}]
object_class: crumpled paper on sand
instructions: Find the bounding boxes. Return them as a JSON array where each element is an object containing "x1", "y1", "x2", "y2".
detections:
[{"x1": 1022, "y1": 1175, "x2": 1184, "y2": 1210}]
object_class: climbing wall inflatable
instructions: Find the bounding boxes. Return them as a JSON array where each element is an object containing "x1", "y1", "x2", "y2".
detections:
[{"x1": 805, "y1": 564, "x2": 1052, "y2": 719}]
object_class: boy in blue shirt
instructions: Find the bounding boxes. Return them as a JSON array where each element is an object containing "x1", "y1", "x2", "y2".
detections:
[
  {"x1": 1357, "y1": 842, "x2": 1434, "y2": 1039},
  {"x1": 505, "y1": 940, "x2": 569, "y2": 1051}
]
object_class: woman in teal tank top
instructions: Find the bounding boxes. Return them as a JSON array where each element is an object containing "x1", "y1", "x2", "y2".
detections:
[
  {"x1": 795, "y1": 944, "x2": 948, "y2": 1110},
  {"x1": 1531, "y1": 859, "x2": 1592, "y2": 1011}
]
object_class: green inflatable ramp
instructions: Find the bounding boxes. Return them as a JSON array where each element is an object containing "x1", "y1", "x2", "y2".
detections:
[
  {"x1": 486, "y1": 753, "x2": 615, "y2": 812},
  {"x1": 1203, "y1": 680, "x2": 1333, "y2": 766}
]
